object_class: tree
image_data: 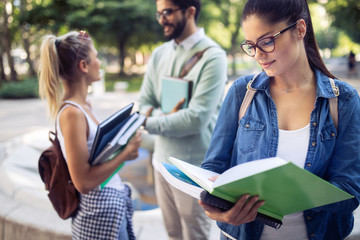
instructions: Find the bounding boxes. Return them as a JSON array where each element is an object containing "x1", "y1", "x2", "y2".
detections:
[
  {"x1": 19, "y1": 0, "x2": 36, "y2": 77},
  {"x1": 22, "y1": 0, "x2": 71, "y2": 34},
  {"x1": 315, "y1": 27, "x2": 339, "y2": 51},
  {"x1": 0, "y1": 48, "x2": 6, "y2": 84},
  {"x1": 1, "y1": 0, "x2": 18, "y2": 81},
  {"x1": 24, "y1": 0, "x2": 162, "y2": 76},
  {"x1": 67, "y1": 0, "x2": 161, "y2": 76},
  {"x1": 323, "y1": 0, "x2": 360, "y2": 44},
  {"x1": 0, "y1": 5, "x2": 7, "y2": 84},
  {"x1": 200, "y1": 0, "x2": 246, "y2": 76}
]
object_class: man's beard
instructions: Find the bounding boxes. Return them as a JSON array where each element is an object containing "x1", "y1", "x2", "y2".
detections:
[{"x1": 163, "y1": 17, "x2": 186, "y2": 41}]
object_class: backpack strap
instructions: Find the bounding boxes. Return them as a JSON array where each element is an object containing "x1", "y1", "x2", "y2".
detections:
[
  {"x1": 328, "y1": 78, "x2": 339, "y2": 130},
  {"x1": 54, "y1": 102, "x2": 67, "y2": 136},
  {"x1": 51, "y1": 102, "x2": 71, "y2": 154},
  {"x1": 238, "y1": 73, "x2": 259, "y2": 120},
  {"x1": 55, "y1": 101, "x2": 86, "y2": 133},
  {"x1": 238, "y1": 75, "x2": 339, "y2": 130},
  {"x1": 179, "y1": 46, "x2": 215, "y2": 78}
]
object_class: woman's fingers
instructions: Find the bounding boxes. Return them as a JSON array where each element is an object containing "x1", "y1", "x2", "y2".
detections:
[
  {"x1": 199, "y1": 194, "x2": 265, "y2": 226},
  {"x1": 230, "y1": 195, "x2": 264, "y2": 225}
]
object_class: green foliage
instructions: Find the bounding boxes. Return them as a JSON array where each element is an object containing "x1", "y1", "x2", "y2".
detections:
[
  {"x1": 126, "y1": 77, "x2": 143, "y2": 92},
  {"x1": 64, "y1": 0, "x2": 162, "y2": 48},
  {"x1": 0, "y1": 77, "x2": 39, "y2": 99},
  {"x1": 200, "y1": 0, "x2": 245, "y2": 52},
  {"x1": 324, "y1": 0, "x2": 360, "y2": 44},
  {"x1": 23, "y1": 0, "x2": 162, "y2": 59},
  {"x1": 0, "y1": 73, "x2": 143, "y2": 99},
  {"x1": 331, "y1": 33, "x2": 360, "y2": 57},
  {"x1": 315, "y1": 27, "x2": 339, "y2": 50},
  {"x1": 66, "y1": 0, "x2": 162, "y2": 74},
  {"x1": 7, "y1": 0, "x2": 360, "y2": 80},
  {"x1": 104, "y1": 73, "x2": 143, "y2": 92},
  {"x1": 22, "y1": 0, "x2": 71, "y2": 33}
]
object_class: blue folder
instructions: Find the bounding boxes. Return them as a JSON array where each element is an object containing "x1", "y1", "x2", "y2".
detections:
[
  {"x1": 89, "y1": 103, "x2": 134, "y2": 165},
  {"x1": 161, "y1": 76, "x2": 193, "y2": 113}
]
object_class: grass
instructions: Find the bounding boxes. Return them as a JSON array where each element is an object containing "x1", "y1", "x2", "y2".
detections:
[{"x1": 104, "y1": 73, "x2": 143, "y2": 92}]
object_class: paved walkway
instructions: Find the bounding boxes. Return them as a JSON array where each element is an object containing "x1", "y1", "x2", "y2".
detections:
[
  {"x1": 1, "y1": 59, "x2": 360, "y2": 239},
  {"x1": 0, "y1": 91, "x2": 221, "y2": 239}
]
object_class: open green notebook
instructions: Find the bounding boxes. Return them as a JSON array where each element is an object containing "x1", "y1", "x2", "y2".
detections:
[{"x1": 161, "y1": 156, "x2": 353, "y2": 223}]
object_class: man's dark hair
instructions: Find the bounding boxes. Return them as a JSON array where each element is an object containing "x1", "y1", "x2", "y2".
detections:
[{"x1": 171, "y1": 0, "x2": 201, "y2": 22}]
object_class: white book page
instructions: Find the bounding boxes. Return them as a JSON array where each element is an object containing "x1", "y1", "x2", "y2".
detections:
[
  {"x1": 214, "y1": 157, "x2": 287, "y2": 187},
  {"x1": 110, "y1": 113, "x2": 139, "y2": 146},
  {"x1": 117, "y1": 115, "x2": 145, "y2": 146},
  {"x1": 167, "y1": 157, "x2": 219, "y2": 192},
  {"x1": 159, "y1": 163, "x2": 203, "y2": 199}
]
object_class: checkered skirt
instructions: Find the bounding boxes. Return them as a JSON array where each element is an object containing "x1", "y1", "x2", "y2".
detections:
[{"x1": 72, "y1": 184, "x2": 135, "y2": 240}]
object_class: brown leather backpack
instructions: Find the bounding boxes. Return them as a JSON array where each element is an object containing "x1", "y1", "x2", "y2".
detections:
[{"x1": 38, "y1": 130, "x2": 79, "y2": 219}]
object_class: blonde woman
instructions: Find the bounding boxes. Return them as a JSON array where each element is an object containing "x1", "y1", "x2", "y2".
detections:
[{"x1": 38, "y1": 31, "x2": 140, "y2": 239}]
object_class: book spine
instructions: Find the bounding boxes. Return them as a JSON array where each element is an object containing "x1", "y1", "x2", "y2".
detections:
[
  {"x1": 200, "y1": 190, "x2": 283, "y2": 229},
  {"x1": 255, "y1": 213, "x2": 282, "y2": 229},
  {"x1": 92, "y1": 145, "x2": 114, "y2": 165},
  {"x1": 188, "y1": 81, "x2": 193, "y2": 103}
]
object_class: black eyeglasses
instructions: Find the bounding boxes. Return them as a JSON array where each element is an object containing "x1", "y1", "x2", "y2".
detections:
[
  {"x1": 76, "y1": 30, "x2": 89, "y2": 61},
  {"x1": 156, "y1": 8, "x2": 182, "y2": 21},
  {"x1": 241, "y1": 20, "x2": 299, "y2": 57}
]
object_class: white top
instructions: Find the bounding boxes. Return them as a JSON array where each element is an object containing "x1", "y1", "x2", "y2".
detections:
[
  {"x1": 261, "y1": 124, "x2": 310, "y2": 240},
  {"x1": 57, "y1": 100, "x2": 124, "y2": 191}
]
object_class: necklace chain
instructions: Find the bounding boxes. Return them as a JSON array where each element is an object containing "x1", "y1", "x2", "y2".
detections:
[{"x1": 273, "y1": 78, "x2": 311, "y2": 93}]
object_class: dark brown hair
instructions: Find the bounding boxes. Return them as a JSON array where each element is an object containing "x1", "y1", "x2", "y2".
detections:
[
  {"x1": 168, "y1": 0, "x2": 201, "y2": 22},
  {"x1": 242, "y1": 0, "x2": 336, "y2": 79}
]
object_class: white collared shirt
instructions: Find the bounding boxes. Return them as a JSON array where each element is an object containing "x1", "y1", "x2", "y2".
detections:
[{"x1": 171, "y1": 28, "x2": 205, "y2": 51}]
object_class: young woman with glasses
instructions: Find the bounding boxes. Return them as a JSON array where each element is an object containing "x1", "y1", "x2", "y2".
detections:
[
  {"x1": 199, "y1": 0, "x2": 360, "y2": 239},
  {"x1": 38, "y1": 31, "x2": 141, "y2": 240}
]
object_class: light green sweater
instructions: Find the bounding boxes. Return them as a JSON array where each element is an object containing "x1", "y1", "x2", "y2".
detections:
[{"x1": 139, "y1": 35, "x2": 228, "y2": 167}]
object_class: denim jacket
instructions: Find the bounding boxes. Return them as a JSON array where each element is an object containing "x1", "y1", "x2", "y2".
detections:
[{"x1": 202, "y1": 70, "x2": 360, "y2": 240}]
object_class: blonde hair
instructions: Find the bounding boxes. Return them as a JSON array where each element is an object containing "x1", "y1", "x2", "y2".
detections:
[{"x1": 38, "y1": 31, "x2": 91, "y2": 120}]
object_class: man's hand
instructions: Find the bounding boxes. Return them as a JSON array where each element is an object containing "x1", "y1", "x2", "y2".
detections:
[
  {"x1": 123, "y1": 131, "x2": 142, "y2": 160},
  {"x1": 145, "y1": 107, "x2": 154, "y2": 117},
  {"x1": 142, "y1": 107, "x2": 154, "y2": 127},
  {"x1": 167, "y1": 98, "x2": 185, "y2": 115}
]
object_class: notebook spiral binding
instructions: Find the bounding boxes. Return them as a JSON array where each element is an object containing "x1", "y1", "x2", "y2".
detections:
[
  {"x1": 255, "y1": 212, "x2": 282, "y2": 229},
  {"x1": 200, "y1": 190, "x2": 283, "y2": 229}
]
